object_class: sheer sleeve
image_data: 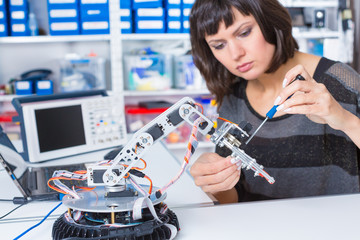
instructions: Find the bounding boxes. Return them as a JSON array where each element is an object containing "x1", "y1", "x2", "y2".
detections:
[{"x1": 327, "y1": 62, "x2": 360, "y2": 110}]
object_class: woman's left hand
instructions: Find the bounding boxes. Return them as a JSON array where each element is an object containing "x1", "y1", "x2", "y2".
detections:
[{"x1": 276, "y1": 64, "x2": 350, "y2": 131}]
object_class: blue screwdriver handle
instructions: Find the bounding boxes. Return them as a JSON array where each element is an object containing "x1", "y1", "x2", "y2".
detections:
[
  {"x1": 266, "y1": 105, "x2": 278, "y2": 119},
  {"x1": 266, "y1": 74, "x2": 305, "y2": 119}
]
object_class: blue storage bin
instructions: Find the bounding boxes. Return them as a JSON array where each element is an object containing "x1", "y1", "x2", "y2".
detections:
[
  {"x1": 80, "y1": 6, "x2": 109, "y2": 21},
  {"x1": 47, "y1": 0, "x2": 79, "y2": 9},
  {"x1": 165, "y1": 0, "x2": 181, "y2": 9},
  {"x1": 135, "y1": 7, "x2": 165, "y2": 33},
  {"x1": 182, "y1": 7, "x2": 190, "y2": 33},
  {"x1": 48, "y1": 8, "x2": 80, "y2": 22},
  {"x1": 9, "y1": 9, "x2": 28, "y2": 23},
  {"x1": 166, "y1": 7, "x2": 181, "y2": 33},
  {"x1": 81, "y1": 20, "x2": 109, "y2": 34},
  {"x1": 166, "y1": 7, "x2": 181, "y2": 20},
  {"x1": 9, "y1": 0, "x2": 28, "y2": 11},
  {"x1": 135, "y1": 7, "x2": 164, "y2": 20},
  {"x1": 120, "y1": 8, "x2": 132, "y2": 34},
  {"x1": 0, "y1": 0, "x2": 8, "y2": 36},
  {"x1": 0, "y1": 8, "x2": 7, "y2": 23},
  {"x1": 133, "y1": 0, "x2": 163, "y2": 9},
  {"x1": 0, "y1": 0, "x2": 5, "y2": 8},
  {"x1": 79, "y1": 0, "x2": 109, "y2": 34},
  {"x1": 80, "y1": 0, "x2": 108, "y2": 8},
  {"x1": 120, "y1": 8, "x2": 132, "y2": 19},
  {"x1": 79, "y1": 0, "x2": 108, "y2": 20},
  {"x1": 47, "y1": 0, "x2": 80, "y2": 35},
  {"x1": 15, "y1": 81, "x2": 32, "y2": 95},
  {"x1": 36, "y1": 80, "x2": 53, "y2": 95},
  {"x1": 120, "y1": 0, "x2": 131, "y2": 9},
  {"x1": 167, "y1": 20, "x2": 181, "y2": 33},
  {"x1": 135, "y1": 19, "x2": 165, "y2": 33},
  {"x1": 49, "y1": 21, "x2": 80, "y2": 35},
  {"x1": 10, "y1": 23, "x2": 29, "y2": 36},
  {"x1": 121, "y1": 20, "x2": 132, "y2": 34},
  {"x1": 182, "y1": 0, "x2": 194, "y2": 8},
  {"x1": 0, "y1": 23, "x2": 8, "y2": 37}
]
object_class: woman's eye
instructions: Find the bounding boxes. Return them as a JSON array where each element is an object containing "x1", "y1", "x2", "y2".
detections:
[
  {"x1": 213, "y1": 43, "x2": 225, "y2": 50},
  {"x1": 239, "y1": 28, "x2": 252, "y2": 38}
]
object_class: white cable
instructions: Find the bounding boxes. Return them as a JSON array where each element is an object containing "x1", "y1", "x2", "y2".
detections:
[
  {"x1": 128, "y1": 175, "x2": 148, "y2": 197},
  {"x1": 132, "y1": 197, "x2": 161, "y2": 223}
]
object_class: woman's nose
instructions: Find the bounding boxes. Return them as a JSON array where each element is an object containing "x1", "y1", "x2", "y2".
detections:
[{"x1": 229, "y1": 41, "x2": 245, "y2": 60}]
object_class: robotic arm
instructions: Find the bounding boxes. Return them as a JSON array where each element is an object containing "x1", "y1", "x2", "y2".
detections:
[
  {"x1": 86, "y1": 96, "x2": 274, "y2": 191},
  {"x1": 87, "y1": 97, "x2": 215, "y2": 187}
]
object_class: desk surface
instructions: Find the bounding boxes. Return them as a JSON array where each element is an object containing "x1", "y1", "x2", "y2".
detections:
[
  {"x1": 175, "y1": 193, "x2": 360, "y2": 240},
  {"x1": 1, "y1": 193, "x2": 360, "y2": 239},
  {"x1": 2, "y1": 143, "x2": 360, "y2": 240}
]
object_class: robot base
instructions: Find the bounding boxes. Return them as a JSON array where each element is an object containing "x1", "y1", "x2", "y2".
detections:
[
  {"x1": 52, "y1": 204, "x2": 179, "y2": 240},
  {"x1": 52, "y1": 187, "x2": 179, "y2": 240}
]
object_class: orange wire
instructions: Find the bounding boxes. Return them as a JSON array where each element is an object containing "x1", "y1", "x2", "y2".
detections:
[
  {"x1": 47, "y1": 175, "x2": 90, "y2": 194},
  {"x1": 218, "y1": 117, "x2": 236, "y2": 124},
  {"x1": 144, "y1": 175, "x2": 153, "y2": 194},
  {"x1": 132, "y1": 158, "x2": 147, "y2": 171},
  {"x1": 122, "y1": 158, "x2": 147, "y2": 171},
  {"x1": 48, "y1": 158, "x2": 149, "y2": 194},
  {"x1": 47, "y1": 179, "x2": 67, "y2": 194},
  {"x1": 194, "y1": 103, "x2": 204, "y2": 113},
  {"x1": 77, "y1": 186, "x2": 96, "y2": 191}
]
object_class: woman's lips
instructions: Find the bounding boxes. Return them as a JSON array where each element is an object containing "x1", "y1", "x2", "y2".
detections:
[{"x1": 237, "y1": 62, "x2": 253, "y2": 73}]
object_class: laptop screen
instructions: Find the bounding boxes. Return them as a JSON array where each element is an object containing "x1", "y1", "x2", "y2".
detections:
[{"x1": 0, "y1": 152, "x2": 86, "y2": 198}]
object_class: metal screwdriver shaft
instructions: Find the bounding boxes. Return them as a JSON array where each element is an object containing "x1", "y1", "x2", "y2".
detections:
[
  {"x1": 245, "y1": 117, "x2": 268, "y2": 145},
  {"x1": 245, "y1": 74, "x2": 305, "y2": 145}
]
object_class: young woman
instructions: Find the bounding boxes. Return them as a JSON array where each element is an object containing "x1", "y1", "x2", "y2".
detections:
[{"x1": 189, "y1": 0, "x2": 360, "y2": 204}]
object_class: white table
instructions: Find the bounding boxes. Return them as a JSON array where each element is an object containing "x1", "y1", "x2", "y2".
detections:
[
  {"x1": 2, "y1": 192, "x2": 360, "y2": 239},
  {"x1": 174, "y1": 193, "x2": 360, "y2": 240},
  {"x1": 2, "y1": 142, "x2": 359, "y2": 240}
]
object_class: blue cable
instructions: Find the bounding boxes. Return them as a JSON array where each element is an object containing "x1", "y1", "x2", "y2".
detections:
[{"x1": 13, "y1": 202, "x2": 63, "y2": 240}]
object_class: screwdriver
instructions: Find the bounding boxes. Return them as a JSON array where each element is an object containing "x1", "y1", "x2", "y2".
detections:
[{"x1": 245, "y1": 74, "x2": 305, "y2": 145}]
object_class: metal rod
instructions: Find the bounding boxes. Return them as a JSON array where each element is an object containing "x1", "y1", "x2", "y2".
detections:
[{"x1": 245, "y1": 117, "x2": 268, "y2": 145}]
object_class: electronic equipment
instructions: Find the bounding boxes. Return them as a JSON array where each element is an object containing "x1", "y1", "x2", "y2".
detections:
[
  {"x1": 21, "y1": 95, "x2": 126, "y2": 162},
  {"x1": 14, "y1": 69, "x2": 53, "y2": 95},
  {"x1": 314, "y1": 9, "x2": 326, "y2": 28},
  {"x1": 12, "y1": 90, "x2": 127, "y2": 163},
  {"x1": 20, "y1": 69, "x2": 52, "y2": 82},
  {"x1": 0, "y1": 126, "x2": 85, "y2": 199},
  {"x1": 0, "y1": 152, "x2": 85, "y2": 200},
  {"x1": 288, "y1": 7, "x2": 306, "y2": 27},
  {"x1": 50, "y1": 97, "x2": 274, "y2": 240}
]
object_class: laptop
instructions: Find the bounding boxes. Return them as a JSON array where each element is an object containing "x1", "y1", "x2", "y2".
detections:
[
  {"x1": 0, "y1": 151, "x2": 86, "y2": 201},
  {"x1": 0, "y1": 127, "x2": 86, "y2": 200}
]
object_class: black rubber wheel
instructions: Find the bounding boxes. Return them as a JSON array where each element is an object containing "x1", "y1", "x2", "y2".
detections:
[{"x1": 52, "y1": 206, "x2": 179, "y2": 240}]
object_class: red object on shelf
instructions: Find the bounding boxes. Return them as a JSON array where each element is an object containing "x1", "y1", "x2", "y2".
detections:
[
  {"x1": 0, "y1": 112, "x2": 18, "y2": 122},
  {"x1": 125, "y1": 106, "x2": 169, "y2": 115}
]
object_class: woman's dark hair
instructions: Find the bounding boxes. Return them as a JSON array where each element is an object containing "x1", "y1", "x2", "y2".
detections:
[{"x1": 190, "y1": 0, "x2": 298, "y2": 106}]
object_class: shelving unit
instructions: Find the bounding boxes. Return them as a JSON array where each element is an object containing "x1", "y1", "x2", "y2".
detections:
[
  {"x1": 0, "y1": 0, "x2": 345, "y2": 155},
  {"x1": 124, "y1": 89, "x2": 209, "y2": 97},
  {"x1": 0, "y1": 0, "x2": 342, "y2": 95},
  {"x1": 0, "y1": 34, "x2": 111, "y2": 43},
  {"x1": 281, "y1": 0, "x2": 338, "y2": 8},
  {"x1": 292, "y1": 29, "x2": 340, "y2": 39}
]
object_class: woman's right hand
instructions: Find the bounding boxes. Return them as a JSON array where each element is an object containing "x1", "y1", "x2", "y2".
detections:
[{"x1": 190, "y1": 152, "x2": 241, "y2": 194}]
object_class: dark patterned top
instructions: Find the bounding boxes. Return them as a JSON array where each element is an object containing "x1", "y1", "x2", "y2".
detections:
[{"x1": 216, "y1": 57, "x2": 360, "y2": 201}]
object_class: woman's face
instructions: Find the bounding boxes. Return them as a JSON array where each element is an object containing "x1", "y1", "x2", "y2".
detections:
[{"x1": 205, "y1": 8, "x2": 275, "y2": 80}]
